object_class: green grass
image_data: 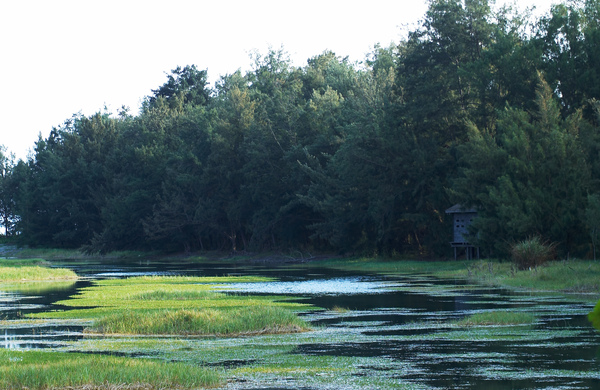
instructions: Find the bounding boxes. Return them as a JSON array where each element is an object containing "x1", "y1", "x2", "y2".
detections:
[
  {"x1": 0, "y1": 258, "x2": 78, "y2": 282},
  {"x1": 27, "y1": 275, "x2": 312, "y2": 336},
  {"x1": 90, "y1": 305, "x2": 309, "y2": 336},
  {"x1": 127, "y1": 289, "x2": 218, "y2": 300},
  {"x1": 0, "y1": 349, "x2": 222, "y2": 389},
  {"x1": 456, "y1": 311, "x2": 537, "y2": 326},
  {"x1": 0, "y1": 280, "x2": 77, "y2": 294},
  {"x1": 458, "y1": 259, "x2": 600, "y2": 295}
]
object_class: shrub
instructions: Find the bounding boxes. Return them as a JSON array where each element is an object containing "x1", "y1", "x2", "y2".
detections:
[
  {"x1": 589, "y1": 300, "x2": 600, "y2": 331},
  {"x1": 511, "y1": 237, "x2": 555, "y2": 270}
]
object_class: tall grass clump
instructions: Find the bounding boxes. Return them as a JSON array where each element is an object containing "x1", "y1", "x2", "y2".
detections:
[
  {"x1": 90, "y1": 305, "x2": 310, "y2": 336},
  {"x1": 511, "y1": 237, "x2": 555, "y2": 270}
]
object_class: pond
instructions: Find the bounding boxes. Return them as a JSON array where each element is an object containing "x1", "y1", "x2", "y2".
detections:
[{"x1": 1, "y1": 258, "x2": 599, "y2": 389}]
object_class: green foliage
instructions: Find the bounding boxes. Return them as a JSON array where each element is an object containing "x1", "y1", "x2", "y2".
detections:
[
  {"x1": 453, "y1": 76, "x2": 592, "y2": 257},
  {"x1": 7, "y1": 0, "x2": 600, "y2": 258},
  {"x1": 0, "y1": 145, "x2": 18, "y2": 235},
  {"x1": 585, "y1": 193, "x2": 600, "y2": 260},
  {"x1": 589, "y1": 299, "x2": 600, "y2": 331},
  {"x1": 147, "y1": 64, "x2": 210, "y2": 109}
]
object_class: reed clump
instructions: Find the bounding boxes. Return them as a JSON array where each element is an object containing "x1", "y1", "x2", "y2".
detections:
[{"x1": 511, "y1": 237, "x2": 555, "y2": 270}]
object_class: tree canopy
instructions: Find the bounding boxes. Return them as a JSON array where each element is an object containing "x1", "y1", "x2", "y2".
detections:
[{"x1": 4, "y1": 0, "x2": 600, "y2": 259}]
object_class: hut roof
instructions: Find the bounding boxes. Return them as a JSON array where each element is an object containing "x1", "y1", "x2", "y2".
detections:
[{"x1": 445, "y1": 204, "x2": 477, "y2": 214}]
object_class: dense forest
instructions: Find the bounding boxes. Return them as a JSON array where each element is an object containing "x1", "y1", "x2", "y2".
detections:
[{"x1": 2, "y1": 0, "x2": 600, "y2": 259}]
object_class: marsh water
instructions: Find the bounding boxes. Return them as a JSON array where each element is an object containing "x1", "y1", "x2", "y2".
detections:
[{"x1": 1, "y1": 257, "x2": 599, "y2": 389}]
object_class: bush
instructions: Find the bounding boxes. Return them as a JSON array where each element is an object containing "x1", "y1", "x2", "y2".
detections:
[{"x1": 511, "y1": 237, "x2": 555, "y2": 270}]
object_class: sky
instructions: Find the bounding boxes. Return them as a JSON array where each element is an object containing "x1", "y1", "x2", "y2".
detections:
[{"x1": 1, "y1": 0, "x2": 555, "y2": 161}]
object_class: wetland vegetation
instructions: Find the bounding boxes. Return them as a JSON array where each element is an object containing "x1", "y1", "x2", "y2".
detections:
[
  {"x1": 0, "y1": 258, "x2": 78, "y2": 282},
  {"x1": 1, "y1": 254, "x2": 599, "y2": 389},
  {"x1": 26, "y1": 275, "x2": 312, "y2": 336},
  {"x1": 313, "y1": 257, "x2": 600, "y2": 298}
]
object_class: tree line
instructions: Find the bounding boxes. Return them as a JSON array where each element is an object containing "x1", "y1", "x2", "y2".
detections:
[{"x1": 2, "y1": 0, "x2": 600, "y2": 258}]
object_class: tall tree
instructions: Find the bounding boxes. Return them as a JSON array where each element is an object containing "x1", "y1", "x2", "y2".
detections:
[
  {"x1": 537, "y1": 0, "x2": 600, "y2": 118},
  {"x1": 147, "y1": 65, "x2": 211, "y2": 110},
  {"x1": 452, "y1": 77, "x2": 591, "y2": 256},
  {"x1": 0, "y1": 146, "x2": 17, "y2": 235}
]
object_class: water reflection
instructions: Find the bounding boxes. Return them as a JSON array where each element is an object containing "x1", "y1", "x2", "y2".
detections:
[{"x1": 1, "y1": 327, "x2": 84, "y2": 350}]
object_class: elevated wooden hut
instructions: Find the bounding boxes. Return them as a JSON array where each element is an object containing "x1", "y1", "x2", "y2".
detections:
[{"x1": 445, "y1": 204, "x2": 479, "y2": 260}]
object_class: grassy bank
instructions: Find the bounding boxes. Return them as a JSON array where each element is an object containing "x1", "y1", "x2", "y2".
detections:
[
  {"x1": 0, "y1": 258, "x2": 78, "y2": 282},
  {"x1": 312, "y1": 257, "x2": 600, "y2": 297},
  {"x1": 456, "y1": 259, "x2": 600, "y2": 295},
  {"x1": 28, "y1": 275, "x2": 312, "y2": 336},
  {"x1": 0, "y1": 349, "x2": 222, "y2": 389}
]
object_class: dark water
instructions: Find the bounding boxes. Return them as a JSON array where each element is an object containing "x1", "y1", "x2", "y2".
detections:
[{"x1": 1, "y1": 257, "x2": 599, "y2": 389}]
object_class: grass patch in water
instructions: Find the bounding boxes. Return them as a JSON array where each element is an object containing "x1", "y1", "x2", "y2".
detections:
[
  {"x1": 0, "y1": 348, "x2": 222, "y2": 389},
  {"x1": 27, "y1": 275, "x2": 312, "y2": 336},
  {"x1": 456, "y1": 311, "x2": 537, "y2": 326},
  {"x1": 90, "y1": 306, "x2": 309, "y2": 336},
  {"x1": 0, "y1": 280, "x2": 77, "y2": 294},
  {"x1": 0, "y1": 258, "x2": 78, "y2": 282}
]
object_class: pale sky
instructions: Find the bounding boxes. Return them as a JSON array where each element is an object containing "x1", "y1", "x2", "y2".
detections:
[{"x1": 1, "y1": 0, "x2": 554, "y2": 160}]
